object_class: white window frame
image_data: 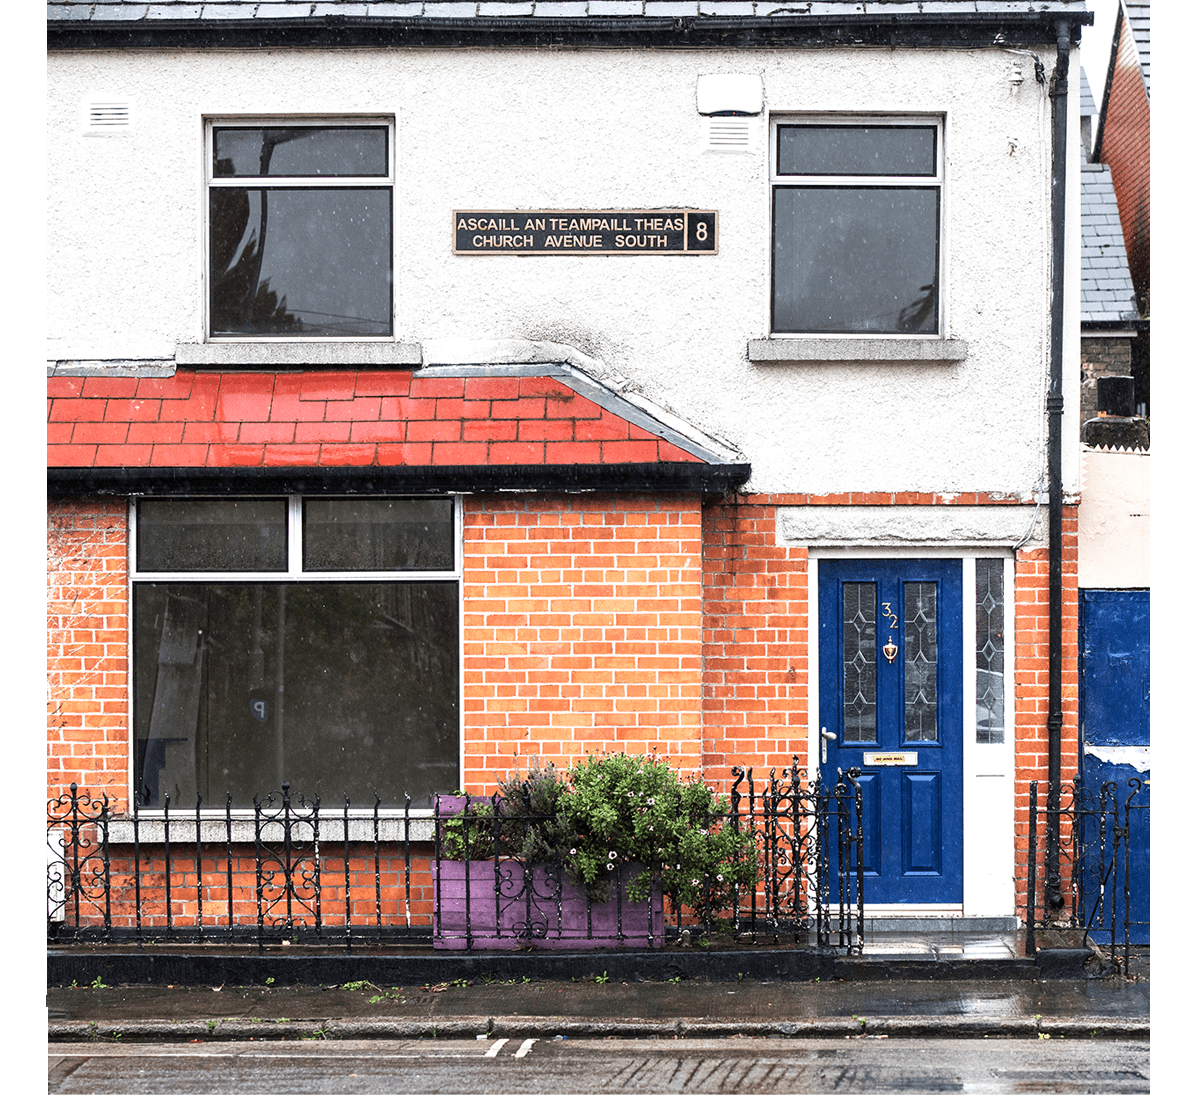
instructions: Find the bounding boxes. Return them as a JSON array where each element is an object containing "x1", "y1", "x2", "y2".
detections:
[
  {"x1": 204, "y1": 116, "x2": 396, "y2": 343},
  {"x1": 768, "y1": 114, "x2": 946, "y2": 340},
  {"x1": 126, "y1": 494, "x2": 464, "y2": 820}
]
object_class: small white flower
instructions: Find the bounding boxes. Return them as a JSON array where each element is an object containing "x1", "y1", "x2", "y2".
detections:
[
  {"x1": 717, "y1": 874, "x2": 724, "y2": 882},
  {"x1": 607, "y1": 863, "x2": 615, "y2": 871},
  {"x1": 647, "y1": 798, "x2": 655, "y2": 806},
  {"x1": 608, "y1": 851, "x2": 617, "y2": 859},
  {"x1": 570, "y1": 848, "x2": 577, "y2": 856},
  {"x1": 692, "y1": 878, "x2": 700, "y2": 886}
]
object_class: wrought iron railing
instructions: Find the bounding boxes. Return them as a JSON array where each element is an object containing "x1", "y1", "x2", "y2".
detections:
[
  {"x1": 1023, "y1": 776, "x2": 1150, "y2": 966},
  {"x1": 47, "y1": 765, "x2": 865, "y2": 953}
]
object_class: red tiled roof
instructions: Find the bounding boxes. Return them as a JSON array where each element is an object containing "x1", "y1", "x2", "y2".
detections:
[{"x1": 47, "y1": 370, "x2": 702, "y2": 470}]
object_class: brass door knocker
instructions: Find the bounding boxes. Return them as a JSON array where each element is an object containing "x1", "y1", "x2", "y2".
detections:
[{"x1": 882, "y1": 637, "x2": 898, "y2": 663}]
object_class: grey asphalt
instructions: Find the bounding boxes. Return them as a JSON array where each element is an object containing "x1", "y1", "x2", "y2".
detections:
[{"x1": 48, "y1": 954, "x2": 1149, "y2": 1043}]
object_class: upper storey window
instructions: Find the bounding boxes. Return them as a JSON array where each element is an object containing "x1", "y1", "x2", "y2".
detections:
[
  {"x1": 208, "y1": 122, "x2": 393, "y2": 338},
  {"x1": 771, "y1": 120, "x2": 942, "y2": 336}
]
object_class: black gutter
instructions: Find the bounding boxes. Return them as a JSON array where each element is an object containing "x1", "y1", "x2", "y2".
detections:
[
  {"x1": 1043, "y1": 20, "x2": 1071, "y2": 912},
  {"x1": 1080, "y1": 319, "x2": 1145, "y2": 331},
  {"x1": 47, "y1": 462, "x2": 751, "y2": 499},
  {"x1": 49, "y1": 13, "x2": 1091, "y2": 52}
]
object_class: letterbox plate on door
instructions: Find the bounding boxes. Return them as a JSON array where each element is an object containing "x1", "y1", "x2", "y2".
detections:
[{"x1": 862, "y1": 752, "x2": 919, "y2": 767}]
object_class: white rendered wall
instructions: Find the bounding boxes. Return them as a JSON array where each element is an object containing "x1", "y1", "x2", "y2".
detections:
[
  {"x1": 1078, "y1": 447, "x2": 1151, "y2": 587},
  {"x1": 47, "y1": 45, "x2": 1081, "y2": 497}
]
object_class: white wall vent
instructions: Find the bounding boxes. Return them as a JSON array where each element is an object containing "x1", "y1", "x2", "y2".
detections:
[
  {"x1": 84, "y1": 100, "x2": 132, "y2": 136},
  {"x1": 707, "y1": 116, "x2": 752, "y2": 152}
]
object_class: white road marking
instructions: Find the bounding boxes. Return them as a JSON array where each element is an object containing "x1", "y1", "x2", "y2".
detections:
[
  {"x1": 485, "y1": 1039, "x2": 509, "y2": 1057},
  {"x1": 514, "y1": 1038, "x2": 537, "y2": 1058}
]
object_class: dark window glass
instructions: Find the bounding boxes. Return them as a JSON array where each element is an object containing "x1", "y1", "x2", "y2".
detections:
[
  {"x1": 137, "y1": 499, "x2": 287, "y2": 572},
  {"x1": 210, "y1": 188, "x2": 392, "y2": 337},
  {"x1": 777, "y1": 125, "x2": 937, "y2": 177},
  {"x1": 975, "y1": 558, "x2": 1005, "y2": 743},
  {"x1": 213, "y1": 127, "x2": 389, "y2": 178},
  {"x1": 304, "y1": 499, "x2": 455, "y2": 571},
  {"x1": 842, "y1": 582, "x2": 877, "y2": 743},
  {"x1": 773, "y1": 187, "x2": 939, "y2": 334},
  {"x1": 133, "y1": 582, "x2": 459, "y2": 808}
]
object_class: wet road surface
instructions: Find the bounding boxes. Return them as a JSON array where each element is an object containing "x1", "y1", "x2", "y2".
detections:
[{"x1": 48, "y1": 1035, "x2": 1150, "y2": 1093}]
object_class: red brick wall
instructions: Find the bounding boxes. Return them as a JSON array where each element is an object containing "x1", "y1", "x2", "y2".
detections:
[
  {"x1": 1099, "y1": 12, "x2": 1150, "y2": 312},
  {"x1": 461, "y1": 495, "x2": 704, "y2": 790},
  {"x1": 701, "y1": 497, "x2": 809, "y2": 792},
  {"x1": 1012, "y1": 506, "x2": 1080, "y2": 912},
  {"x1": 46, "y1": 478, "x2": 1078, "y2": 922},
  {"x1": 700, "y1": 493, "x2": 1079, "y2": 912},
  {"x1": 90, "y1": 847, "x2": 435, "y2": 932},
  {"x1": 47, "y1": 499, "x2": 130, "y2": 808}
]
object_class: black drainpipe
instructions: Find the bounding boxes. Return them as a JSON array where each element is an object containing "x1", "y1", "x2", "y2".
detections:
[{"x1": 1043, "y1": 19, "x2": 1071, "y2": 911}]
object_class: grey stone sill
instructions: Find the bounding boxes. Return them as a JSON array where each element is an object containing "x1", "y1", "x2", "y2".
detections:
[
  {"x1": 104, "y1": 817, "x2": 435, "y2": 845},
  {"x1": 49, "y1": 360, "x2": 175, "y2": 378},
  {"x1": 748, "y1": 338, "x2": 969, "y2": 364},
  {"x1": 176, "y1": 342, "x2": 423, "y2": 368}
]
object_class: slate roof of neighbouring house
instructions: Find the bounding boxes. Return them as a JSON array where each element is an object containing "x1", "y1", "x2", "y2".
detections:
[
  {"x1": 46, "y1": 1, "x2": 1095, "y2": 23},
  {"x1": 1081, "y1": 159, "x2": 1139, "y2": 324},
  {"x1": 1125, "y1": 0, "x2": 1150, "y2": 96},
  {"x1": 1080, "y1": 68, "x2": 1097, "y2": 118}
]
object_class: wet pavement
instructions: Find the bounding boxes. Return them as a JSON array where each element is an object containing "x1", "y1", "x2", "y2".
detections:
[{"x1": 48, "y1": 946, "x2": 1149, "y2": 1042}]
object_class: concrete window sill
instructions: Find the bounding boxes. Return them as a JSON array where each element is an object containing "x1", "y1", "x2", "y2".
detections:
[
  {"x1": 748, "y1": 338, "x2": 969, "y2": 364},
  {"x1": 177, "y1": 342, "x2": 423, "y2": 368},
  {"x1": 103, "y1": 816, "x2": 435, "y2": 846}
]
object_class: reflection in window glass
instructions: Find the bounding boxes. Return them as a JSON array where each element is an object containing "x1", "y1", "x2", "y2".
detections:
[
  {"x1": 209, "y1": 188, "x2": 392, "y2": 337},
  {"x1": 133, "y1": 582, "x2": 459, "y2": 809},
  {"x1": 213, "y1": 127, "x2": 389, "y2": 178},
  {"x1": 304, "y1": 499, "x2": 454, "y2": 571},
  {"x1": 842, "y1": 582, "x2": 877, "y2": 743},
  {"x1": 976, "y1": 559, "x2": 1005, "y2": 743},
  {"x1": 137, "y1": 499, "x2": 287, "y2": 572},
  {"x1": 903, "y1": 582, "x2": 938, "y2": 743},
  {"x1": 773, "y1": 187, "x2": 939, "y2": 334},
  {"x1": 777, "y1": 125, "x2": 937, "y2": 177}
]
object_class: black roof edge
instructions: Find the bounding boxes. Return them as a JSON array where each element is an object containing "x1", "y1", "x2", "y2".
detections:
[
  {"x1": 47, "y1": 462, "x2": 752, "y2": 499},
  {"x1": 48, "y1": 14, "x2": 1090, "y2": 53},
  {"x1": 1081, "y1": 317, "x2": 1149, "y2": 331}
]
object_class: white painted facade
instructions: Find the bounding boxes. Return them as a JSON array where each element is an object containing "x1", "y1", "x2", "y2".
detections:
[
  {"x1": 47, "y1": 43, "x2": 1081, "y2": 499},
  {"x1": 1078, "y1": 447, "x2": 1150, "y2": 588}
]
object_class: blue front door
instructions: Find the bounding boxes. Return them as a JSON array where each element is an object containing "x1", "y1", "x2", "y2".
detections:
[{"x1": 819, "y1": 559, "x2": 964, "y2": 904}]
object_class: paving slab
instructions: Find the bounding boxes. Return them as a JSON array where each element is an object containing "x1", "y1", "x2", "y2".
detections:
[{"x1": 47, "y1": 956, "x2": 1149, "y2": 1042}]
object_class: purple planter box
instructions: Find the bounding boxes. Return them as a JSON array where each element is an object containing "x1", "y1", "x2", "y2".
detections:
[
  {"x1": 433, "y1": 858, "x2": 665, "y2": 951},
  {"x1": 433, "y1": 792, "x2": 664, "y2": 950}
]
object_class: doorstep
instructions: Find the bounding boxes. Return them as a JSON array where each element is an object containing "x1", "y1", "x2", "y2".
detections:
[
  {"x1": 861, "y1": 916, "x2": 1021, "y2": 934},
  {"x1": 857, "y1": 917, "x2": 1023, "y2": 962}
]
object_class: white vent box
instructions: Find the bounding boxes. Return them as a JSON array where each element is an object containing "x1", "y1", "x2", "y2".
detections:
[{"x1": 696, "y1": 74, "x2": 763, "y2": 117}]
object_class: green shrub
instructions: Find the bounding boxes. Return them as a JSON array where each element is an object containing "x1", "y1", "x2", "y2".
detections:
[{"x1": 440, "y1": 753, "x2": 757, "y2": 915}]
